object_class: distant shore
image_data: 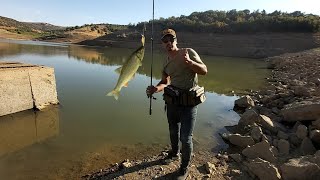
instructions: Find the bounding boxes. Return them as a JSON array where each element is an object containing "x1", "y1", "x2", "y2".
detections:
[
  {"x1": 77, "y1": 32, "x2": 320, "y2": 58},
  {"x1": 1, "y1": 31, "x2": 320, "y2": 59}
]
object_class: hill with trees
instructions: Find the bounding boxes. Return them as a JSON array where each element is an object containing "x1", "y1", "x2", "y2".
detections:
[{"x1": 134, "y1": 9, "x2": 320, "y2": 33}]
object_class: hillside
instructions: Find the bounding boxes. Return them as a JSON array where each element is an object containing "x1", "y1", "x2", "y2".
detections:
[
  {"x1": 0, "y1": 16, "x2": 65, "y2": 32},
  {"x1": 0, "y1": 16, "x2": 127, "y2": 42},
  {"x1": 36, "y1": 23, "x2": 128, "y2": 43}
]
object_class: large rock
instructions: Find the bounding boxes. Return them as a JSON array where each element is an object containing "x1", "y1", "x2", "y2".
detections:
[
  {"x1": 234, "y1": 95, "x2": 255, "y2": 108},
  {"x1": 242, "y1": 140, "x2": 277, "y2": 163},
  {"x1": 281, "y1": 156, "x2": 320, "y2": 180},
  {"x1": 229, "y1": 134, "x2": 255, "y2": 148},
  {"x1": 238, "y1": 110, "x2": 278, "y2": 133},
  {"x1": 246, "y1": 158, "x2": 281, "y2": 180},
  {"x1": 281, "y1": 101, "x2": 320, "y2": 122}
]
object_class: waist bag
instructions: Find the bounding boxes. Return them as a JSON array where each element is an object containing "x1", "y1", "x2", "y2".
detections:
[{"x1": 163, "y1": 85, "x2": 206, "y2": 106}]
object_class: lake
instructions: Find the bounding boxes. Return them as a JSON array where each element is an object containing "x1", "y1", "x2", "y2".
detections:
[{"x1": 0, "y1": 40, "x2": 270, "y2": 180}]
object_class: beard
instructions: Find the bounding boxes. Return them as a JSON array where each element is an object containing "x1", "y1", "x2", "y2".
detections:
[{"x1": 166, "y1": 45, "x2": 174, "y2": 51}]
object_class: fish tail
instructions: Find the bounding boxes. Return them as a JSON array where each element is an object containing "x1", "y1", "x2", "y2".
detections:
[{"x1": 107, "y1": 90, "x2": 119, "y2": 100}]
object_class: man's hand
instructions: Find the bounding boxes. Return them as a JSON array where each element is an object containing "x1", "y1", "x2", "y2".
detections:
[
  {"x1": 183, "y1": 49, "x2": 194, "y2": 67},
  {"x1": 146, "y1": 86, "x2": 158, "y2": 97}
]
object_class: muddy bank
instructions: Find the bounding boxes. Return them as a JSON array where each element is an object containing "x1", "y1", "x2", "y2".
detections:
[
  {"x1": 83, "y1": 48, "x2": 320, "y2": 179},
  {"x1": 78, "y1": 32, "x2": 320, "y2": 58}
]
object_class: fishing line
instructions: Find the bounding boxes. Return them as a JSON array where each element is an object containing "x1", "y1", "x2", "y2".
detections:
[{"x1": 149, "y1": 0, "x2": 155, "y2": 115}]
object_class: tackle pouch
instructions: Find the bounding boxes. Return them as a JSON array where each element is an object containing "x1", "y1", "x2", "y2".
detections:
[
  {"x1": 163, "y1": 85, "x2": 206, "y2": 106},
  {"x1": 188, "y1": 85, "x2": 206, "y2": 106},
  {"x1": 163, "y1": 85, "x2": 180, "y2": 105}
]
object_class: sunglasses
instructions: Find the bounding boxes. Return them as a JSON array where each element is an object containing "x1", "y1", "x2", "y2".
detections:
[{"x1": 161, "y1": 36, "x2": 176, "y2": 43}]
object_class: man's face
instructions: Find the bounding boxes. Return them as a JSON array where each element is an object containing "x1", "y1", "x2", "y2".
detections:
[{"x1": 161, "y1": 35, "x2": 177, "y2": 51}]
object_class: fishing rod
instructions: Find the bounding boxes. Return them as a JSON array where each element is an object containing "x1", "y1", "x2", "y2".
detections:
[{"x1": 149, "y1": 0, "x2": 155, "y2": 115}]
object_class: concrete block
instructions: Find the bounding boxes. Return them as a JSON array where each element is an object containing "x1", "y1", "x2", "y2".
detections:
[{"x1": 0, "y1": 62, "x2": 58, "y2": 116}]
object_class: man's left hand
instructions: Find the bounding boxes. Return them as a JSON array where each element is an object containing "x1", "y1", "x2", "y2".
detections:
[{"x1": 183, "y1": 49, "x2": 194, "y2": 66}]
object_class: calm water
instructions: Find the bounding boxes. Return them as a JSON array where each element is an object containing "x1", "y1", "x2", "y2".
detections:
[{"x1": 0, "y1": 40, "x2": 270, "y2": 180}]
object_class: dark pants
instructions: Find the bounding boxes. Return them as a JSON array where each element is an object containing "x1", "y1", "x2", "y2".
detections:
[{"x1": 166, "y1": 104, "x2": 197, "y2": 169}]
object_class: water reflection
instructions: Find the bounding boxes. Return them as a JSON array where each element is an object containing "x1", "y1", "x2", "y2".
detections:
[
  {"x1": 107, "y1": 36, "x2": 145, "y2": 100},
  {"x1": 0, "y1": 106, "x2": 59, "y2": 157}
]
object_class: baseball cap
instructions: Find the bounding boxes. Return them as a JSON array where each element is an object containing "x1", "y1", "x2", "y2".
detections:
[{"x1": 161, "y1": 29, "x2": 176, "y2": 39}]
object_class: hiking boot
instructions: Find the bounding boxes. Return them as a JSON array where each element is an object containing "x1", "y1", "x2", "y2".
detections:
[
  {"x1": 176, "y1": 167, "x2": 188, "y2": 180},
  {"x1": 162, "y1": 151, "x2": 180, "y2": 165}
]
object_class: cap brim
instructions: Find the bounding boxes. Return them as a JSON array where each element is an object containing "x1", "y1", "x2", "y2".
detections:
[{"x1": 161, "y1": 34, "x2": 175, "y2": 39}]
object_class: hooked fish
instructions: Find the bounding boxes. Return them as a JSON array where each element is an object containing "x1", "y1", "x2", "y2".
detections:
[{"x1": 107, "y1": 35, "x2": 145, "y2": 100}]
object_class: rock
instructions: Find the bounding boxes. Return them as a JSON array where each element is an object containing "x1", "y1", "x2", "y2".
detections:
[
  {"x1": 251, "y1": 126, "x2": 263, "y2": 142},
  {"x1": 121, "y1": 160, "x2": 132, "y2": 168},
  {"x1": 300, "y1": 138, "x2": 317, "y2": 155},
  {"x1": 205, "y1": 162, "x2": 216, "y2": 175},
  {"x1": 272, "y1": 107, "x2": 281, "y2": 115},
  {"x1": 220, "y1": 132, "x2": 231, "y2": 142},
  {"x1": 238, "y1": 109, "x2": 260, "y2": 126},
  {"x1": 288, "y1": 133, "x2": 302, "y2": 147},
  {"x1": 271, "y1": 146, "x2": 279, "y2": 157},
  {"x1": 246, "y1": 158, "x2": 281, "y2": 180},
  {"x1": 262, "y1": 134, "x2": 273, "y2": 144},
  {"x1": 239, "y1": 110, "x2": 278, "y2": 134},
  {"x1": 293, "y1": 121, "x2": 302, "y2": 132},
  {"x1": 312, "y1": 119, "x2": 320, "y2": 129},
  {"x1": 242, "y1": 140, "x2": 277, "y2": 163},
  {"x1": 290, "y1": 79, "x2": 305, "y2": 86},
  {"x1": 293, "y1": 86, "x2": 311, "y2": 97},
  {"x1": 229, "y1": 134, "x2": 255, "y2": 147},
  {"x1": 277, "y1": 131, "x2": 289, "y2": 140},
  {"x1": 310, "y1": 130, "x2": 320, "y2": 144},
  {"x1": 230, "y1": 169, "x2": 241, "y2": 176},
  {"x1": 235, "y1": 95, "x2": 255, "y2": 108},
  {"x1": 259, "y1": 115, "x2": 279, "y2": 134},
  {"x1": 281, "y1": 102, "x2": 320, "y2": 122},
  {"x1": 229, "y1": 153, "x2": 242, "y2": 163},
  {"x1": 296, "y1": 125, "x2": 308, "y2": 139},
  {"x1": 281, "y1": 156, "x2": 320, "y2": 180},
  {"x1": 278, "y1": 139, "x2": 290, "y2": 156}
]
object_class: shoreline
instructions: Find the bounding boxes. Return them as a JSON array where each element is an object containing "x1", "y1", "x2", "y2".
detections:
[
  {"x1": 1, "y1": 32, "x2": 320, "y2": 59},
  {"x1": 83, "y1": 47, "x2": 320, "y2": 180}
]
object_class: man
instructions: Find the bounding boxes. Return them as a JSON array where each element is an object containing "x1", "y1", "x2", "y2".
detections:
[{"x1": 146, "y1": 28, "x2": 207, "y2": 179}]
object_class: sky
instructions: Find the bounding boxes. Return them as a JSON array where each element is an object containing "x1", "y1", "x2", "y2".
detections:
[{"x1": 0, "y1": 0, "x2": 319, "y2": 27}]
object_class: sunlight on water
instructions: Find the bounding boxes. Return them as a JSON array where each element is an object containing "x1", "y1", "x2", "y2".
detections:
[{"x1": 0, "y1": 40, "x2": 270, "y2": 179}]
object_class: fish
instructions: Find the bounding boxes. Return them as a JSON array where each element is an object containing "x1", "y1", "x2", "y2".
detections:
[{"x1": 107, "y1": 35, "x2": 145, "y2": 100}]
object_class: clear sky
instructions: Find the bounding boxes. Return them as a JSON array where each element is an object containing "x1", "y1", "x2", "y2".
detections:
[{"x1": 0, "y1": 0, "x2": 319, "y2": 27}]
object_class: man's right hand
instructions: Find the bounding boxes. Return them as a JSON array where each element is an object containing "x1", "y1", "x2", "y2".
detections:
[{"x1": 146, "y1": 86, "x2": 158, "y2": 97}]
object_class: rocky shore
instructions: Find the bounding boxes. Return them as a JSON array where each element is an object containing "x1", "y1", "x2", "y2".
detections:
[{"x1": 83, "y1": 48, "x2": 320, "y2": 180}]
